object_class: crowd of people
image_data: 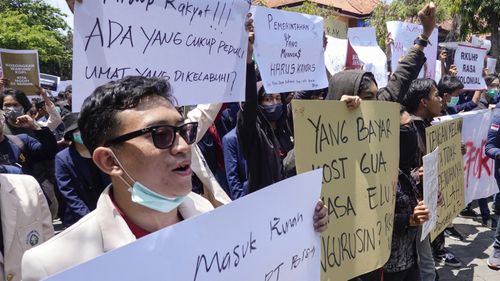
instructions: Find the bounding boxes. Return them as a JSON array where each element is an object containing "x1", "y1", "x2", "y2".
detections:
[{"x1": 0, "y1": 0, "x2": 499, "y2": 281}]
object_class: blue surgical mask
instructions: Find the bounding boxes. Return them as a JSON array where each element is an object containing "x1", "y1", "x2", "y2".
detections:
[
  {"x1": 72, "y1": 131, "x2": 84, "y2": 145},
  {"x1": 260, "y1": 104, "x2": 283, "y2": 121},
  {"x1": 111, "y1": 151, "x2": 187, "y2": 213},
  {"x1": 447, "y1": 96, "x2": 459, "y2": 107}
]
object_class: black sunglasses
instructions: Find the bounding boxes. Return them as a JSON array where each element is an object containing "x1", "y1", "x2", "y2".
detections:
[{"x1": 106, "y1": 122, "x2": 198, "y2": 149}]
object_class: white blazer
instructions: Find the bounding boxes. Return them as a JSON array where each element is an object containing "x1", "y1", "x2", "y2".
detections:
[
  {"x1": 0, "y1": 174, "x2": 53, "y2": 281},
  {"x1": 22, "y1": 186, "x2": 213, "y2": 281}
]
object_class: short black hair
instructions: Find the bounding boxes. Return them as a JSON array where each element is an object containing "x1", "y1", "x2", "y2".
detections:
[
  {"x1": 1, "y1": 88, "x2": 33, "y2": 113},
  {"x1": 358, "y1": 73, "x2": 377, "y2": 95},
  {"x1": 485, "y1": 74, "x2": 499, "y2": 87},
  {"x1": 402, "y1": 78, "x2": 437, "y2": 114},
  {"x1": 437, "y1": 75, "x2": 464, "y2": 97},
  {"x1": 78, "y1": 76, "x2": 176, "y2": 153}
]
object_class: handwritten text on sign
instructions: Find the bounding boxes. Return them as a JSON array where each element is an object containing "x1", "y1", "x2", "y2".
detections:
[
  {"x1": 0, "y1": 49, "x2": 40, "y2": 95},
  {"x1": 425, "y1": 118, "x2": 464, "y2": 240},
  {"x1": 73, "y1": 0, "x2": 250, "y2": 112},
  {"x1": 453, "y1": 44, "x2": 487, "y2": 91},
  {"x1": 433, "y1": 110, "x2": 498, "y2": 205},
  {"x1": 252, "y1": 6, "x2": 328, "y2": 93},
  {"x1": 293, "y1": 100, "x2": 399, "y2": 281},
  {"x1": 386, "y1": 21, "x2": 438, "y2": 79},
  {"x1": 44, "y1": 170, "x2": 322, "y2": 281}
]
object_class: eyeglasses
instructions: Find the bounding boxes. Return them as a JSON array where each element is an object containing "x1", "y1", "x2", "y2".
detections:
[{"x1": 106, "y1": 122, "x2": 198, "y2": 149}]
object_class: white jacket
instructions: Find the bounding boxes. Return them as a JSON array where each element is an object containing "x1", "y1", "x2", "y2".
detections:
[
  {"x1": 0, "y1": 174, "x2": 53, "y2": 281},
  {"x1": 21, "y1": 187, "x2": 213, "y2": 281}
]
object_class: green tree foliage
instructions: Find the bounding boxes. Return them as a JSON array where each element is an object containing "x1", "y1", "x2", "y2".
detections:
[
  {"x1": 0, "y1": 0, "x2": 72, "y2": 79},
  {"x1": 371, "y1": 0, "x2": 460, "y2": 49}
]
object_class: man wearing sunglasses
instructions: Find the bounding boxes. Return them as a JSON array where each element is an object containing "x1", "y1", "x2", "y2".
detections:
[{"x1": 22, "y1": 76, "x2": 328, "y2": 280}]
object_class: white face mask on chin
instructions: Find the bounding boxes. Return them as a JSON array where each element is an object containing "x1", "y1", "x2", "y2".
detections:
[{"x1": 110, "y1": 150, "x2": 187, "y2": 213}]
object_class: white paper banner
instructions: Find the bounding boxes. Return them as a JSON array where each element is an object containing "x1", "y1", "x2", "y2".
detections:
[
  {"x1": 44, "y1": 170, "x2": 323, "y2": 281},
  {"x1": 487, "y1": 58, "x2": 497, "y2": 74},
  {"x1": 435, "y1": 60, "x2": 442, "y2": 83},
  {"x1": 324, "y1": 36, "x2": 347, "y2": 76},
  {"x1": 434, "y1": 110, "x2": 499, "y2": 204},
  {"x1": 72, "y1": 0, "x2": 250, "y2": 112},
  {"x1": 252, "y1": 6, "x2": 328, "y2": 93},
  {"x1": 471, "y1": 36, "x2": 491, "y2": 52},
  {"x1": 454, "y1": 44, "x2": 487, "y2": 91},
  {"x1": 386, "y1": 21, "x2": 438, "y2": 79},
  {"x1": 347, "y1": 27, "x2": 388, "y2": 87},
  {"x1": 421, "y1": 147, "x2": 439, "y2": 241}
]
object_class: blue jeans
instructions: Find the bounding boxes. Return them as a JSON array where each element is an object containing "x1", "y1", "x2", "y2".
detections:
[{"x1": 417, "y1": 227, "x2": 436, "y2": 281}]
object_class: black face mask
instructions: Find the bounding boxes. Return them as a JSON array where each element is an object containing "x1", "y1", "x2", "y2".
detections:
[{"x1": 399, "y1": 122, "x2": 418, "y2": 171}]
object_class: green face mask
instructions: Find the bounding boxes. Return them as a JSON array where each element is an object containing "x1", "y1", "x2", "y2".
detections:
[
  {"x1": 486, "y1": 89, "x2": 499, "y2": 98},
  {"x1": 447, "y1": 96, "x2": 459, "y2": 107},
  {"x1": 73, "y1": 132, "x2": 84, "y2": 145}
]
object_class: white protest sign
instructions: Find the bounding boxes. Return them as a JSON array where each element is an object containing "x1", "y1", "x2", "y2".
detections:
[
  {"x1": 73, "y1": 0, "x2": 250, "y2": 112},
  {"x1": 454, "y1": 44, "x2": 487, "y2": 90},
  {"x1": 386, "y1": 21, "x2": 438, "y2": 79},
  {"x1": 472, "y1": 36, "x2": 491, "y2": 52},
  {"x1": 421, "y1": 147, "x2": 439, "y2": 241},
  {"x1": 487, "y1": 57, "x2": 497, "y2": 74},
  {"x1": 252, "y1": 6, "x2": 328, "y2": 93},
  {"x1": 324, "y1": 36, "x2": 347, "y2": 76},
  {"x1": 435, "y1": 60, "x2": 442, "y2": 83},
  {"x1": 44, "y1": 170, "x2": 323, "y2": 281},
  {"x1": 434, "y1": 110, "x2": 499, "y2": 204},
  {"x1": 347, "y1": 27, "x2": 388, "y2": 87}
]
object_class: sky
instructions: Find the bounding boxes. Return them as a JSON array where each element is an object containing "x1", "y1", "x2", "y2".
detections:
[{"x1": 43, "y1": 0, "x2": 73, "y2": 29}]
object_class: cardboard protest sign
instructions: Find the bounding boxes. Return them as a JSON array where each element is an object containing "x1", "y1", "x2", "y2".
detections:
[
  {"x1": 347, "y1": 27, "x2": 388, "y2": 87},
  {"x1": 73, "y1": 0, "x2": 250, "y2": 112},
  {"x1": 471, "y1": 36, "x2": 491, "y2": 52},
  {"x1": 434, "y1": 110, "x2": 498, "y2": 205},
  {"x1": 454, "y1": 44, "x2": 487, "y2": 90},
  {"x1": 252, "y1": 6, "x2": 328, "y2": 93},
  {"x1": 386, "y1": 21, "x2": 438, "y2": 79},
  {"x1": 324, "y1": 18, "x2": 347, "y2": 39},
  {"x1": 40, "y1": 73, "x2": 60, "y2": 91},
  {"x1": 0, "y1": 49, "x2": 40, "y2": 95},
  {"x1": 421, "y1": 148, "x2": 439, "y2": 241},
  {"x1": 293, "y1": 100, "x2": 399, "y2": 281},
  {"x1": 487, "y1": 57, "x2": 497, "y2": 74},
  {"x1": 45, "y1": 170, "x2": 323, "y2": 281},
  {"x1": 425, "y1": 118, "x2": 464, "y2": 240},
  {"x1": 324, "y1": 36, "x2": 347, "y2": 76}
]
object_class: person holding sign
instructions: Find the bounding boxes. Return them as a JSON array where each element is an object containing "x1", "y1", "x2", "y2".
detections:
[
  {"x1": 327, "y1": 2, "x2": 437, "y2": 104},
  {"x1": 402, "y1": 79, "x2": 462, "y2": 276},
  {"x1": 23, "y1": 75, "x2": 328, "y2": 281},
  {"x1": 384, "y1": 109, "x2": 430, "y2": 281},
  {"x1": 237, "y1": 17, "x2": 295, "y2": 193}
]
